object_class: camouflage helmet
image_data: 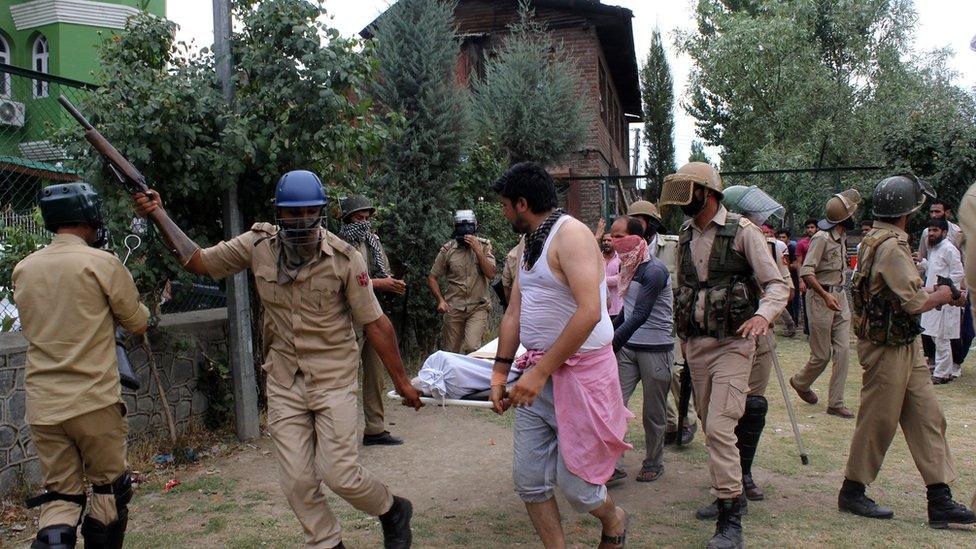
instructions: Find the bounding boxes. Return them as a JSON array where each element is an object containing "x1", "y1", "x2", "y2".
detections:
[
  {"x1": 722, "y1": 185, "x2": 785, "y2": 227},
  {"x1": 818, "y1": 189, "x2": 862, "y2": 230},
  {"x1": 871, "y1": 174, "x2": 936, "y2": 218},
  {"x1": 626, "y1": 200, "x2": 662, "y2": 221},
  {"x1": 339, "y1": 194, "x2": 375, "y2": 221},
  {"x1": 660, "y1": 162, "x2": 723, "y2": 207}
]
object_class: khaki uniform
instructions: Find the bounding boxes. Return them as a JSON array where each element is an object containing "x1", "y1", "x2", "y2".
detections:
[
  {"x1": 793, "y1": 229, "x2": 850, "y2": 408},
  {"x1": 844, "y1": 222, "x2": 955, "y2": 486},
  {"x1": 961, "y1": 184, "x2": 976, "y2": 290},
  {"x1": 749, "y1": 241, "x2": 794, "y2": 397},
  {"x1": 13, "y1": 234, "x2": 148, "y2": 529},
  {"x1": 202, "y1": 223, "x2": 392, "y2": 548},
  {"x1": 352, "y1": 239, "x2": 392, "y2": 437},
  {"x1": 429, "y1": 238, "x2": 495, "y2": 354},
  {"x1": 677, "y1": 207, "x2": 789, "y2": 499},
  {"x1": 501, "y1": 244, "x2": 520, "y2": 298},
  {"x1": 654, "y1": 234, "x2": 699, "y2": 433}
]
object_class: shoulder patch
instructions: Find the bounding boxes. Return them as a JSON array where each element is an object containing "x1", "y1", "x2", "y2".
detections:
[
  {"x1": 250, "y1": 222, "x2": 276, "y2": 235},
  {"x1": 660, "y1": 234, "x2": 679, "y2": 243},
  {"x1": 440, "y1": 240, "x2": 455, "y2": 253},
  {"x1": 738, "y1": 216, "x2": 753, "y2": 228}
]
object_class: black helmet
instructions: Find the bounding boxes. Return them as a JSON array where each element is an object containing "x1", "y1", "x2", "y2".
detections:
[
  {"x1": 872, "y1": 174, "x2": 936, "y2": 218},
  {"x1": 38, "y1": 182, "x2": 104, "y2": 232},
  {"x1": 340, "y1": 195, "x2": 375, "y2": 221}
]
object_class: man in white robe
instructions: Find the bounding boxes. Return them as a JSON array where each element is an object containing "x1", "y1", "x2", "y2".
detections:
[{"x1": 921, "y1": 218, "x2": 965, "y2": 383}]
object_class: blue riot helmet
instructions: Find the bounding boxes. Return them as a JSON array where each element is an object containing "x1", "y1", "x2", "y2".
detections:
[{"x1": 274, "y1": 170, "x2": 328, "y2": 246}]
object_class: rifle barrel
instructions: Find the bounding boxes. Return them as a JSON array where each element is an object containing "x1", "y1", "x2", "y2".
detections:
[{"x1": 57, "y1": 96, "x2": 94, "y2": 131}]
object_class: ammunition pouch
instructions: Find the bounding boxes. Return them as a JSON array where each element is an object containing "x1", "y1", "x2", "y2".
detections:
[{"x1": 852, "y1": 233, "x2": 923, "y2": 346}]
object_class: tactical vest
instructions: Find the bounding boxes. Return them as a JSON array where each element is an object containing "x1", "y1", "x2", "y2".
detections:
[
  {"x1": 674, "y1": 213, "x2": 760, "y2": 340},
  {"x1": 850, "y1": 231, "x2": 922, "y2": 346}
]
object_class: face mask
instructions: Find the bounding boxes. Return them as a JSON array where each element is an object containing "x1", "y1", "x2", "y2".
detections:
[
  {"x1": 454, "y1": 221, "x2": 477, "y2": 246},
  {"x1": 644, "y1": 217, "x2": 662, "y2": 239},
  {"x1": 680, "y1": 191, "x2": 706, "y2": 217},
  {"x1": 840, "y1": 217, "x2": 855, "y2": 231},
  {"x1": 279, "y1": 215, "x2": 322, "y2": 246}
]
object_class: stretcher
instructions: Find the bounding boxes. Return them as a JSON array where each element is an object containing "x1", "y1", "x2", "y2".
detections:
[{"x1": 386, "y1": 339, "x2": 525, "y2": 408}]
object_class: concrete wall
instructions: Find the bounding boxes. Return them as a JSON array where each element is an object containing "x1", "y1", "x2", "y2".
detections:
[{"x1": 0, "y1": 308, "x2": 228, "y2": 495}]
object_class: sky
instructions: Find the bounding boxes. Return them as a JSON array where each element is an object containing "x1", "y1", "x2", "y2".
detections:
[{"x1": 167, "y1": 0, "x2": 976, "y2": 166}]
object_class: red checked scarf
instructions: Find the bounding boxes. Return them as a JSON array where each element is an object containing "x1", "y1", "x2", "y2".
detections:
[{"x1": 611, "y1": 234, "x2": 649, "y2": 299}]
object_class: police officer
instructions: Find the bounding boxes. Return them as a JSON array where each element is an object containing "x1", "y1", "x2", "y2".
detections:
[
  {"x1": 17, "y1": 183, "x2": 149, "y2": 548},
  {"x1": 338, "y1": 195, "x2": 407, "y2": 446},
  {"x1": 693, "y1": 185, "x2": 793, "y2": 520},
  {"x1": 840, "y1": 174, "x2": 975, "y2": 529},
  {"x1": 133, "y1": 171, "x2": 422, "y2": 549},
  {"x1": 627, "y1": 200, "x2": 697, "y2": 446},
  {"x1": 660, "y1": 163, "x2": 789, "y2": 549},
  {"x1": 427, "y1": 210, "x2": 497, "y2": 354},
  {"x1": 500, "y1": 238, "x2": 523, "y2": 305},
  {"x1": 791, "y1": 190, "x2": 860, "y2": 419}
]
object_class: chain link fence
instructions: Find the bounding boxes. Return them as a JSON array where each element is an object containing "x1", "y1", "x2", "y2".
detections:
[{"x1": 0, "y1": 64, "x2": 224, "y2": 327}]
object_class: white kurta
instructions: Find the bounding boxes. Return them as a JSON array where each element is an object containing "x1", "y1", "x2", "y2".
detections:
[{"x1": 920, "y1": 239, "x2": 964, "y2": 339}]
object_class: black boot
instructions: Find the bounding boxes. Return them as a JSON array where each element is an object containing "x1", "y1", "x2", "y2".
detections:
[
  {"x1": 707, "y1": 497, "x2": 744, "y2": 549},
  {"x1": 695, "y1": 494, "x2": 747, "y2": 520},
  {"x1": 379, "y1": 495, "x2": 413, "y2": 549},
  {"x1": 838, "y1": 479, "x2": 893, "y2": 519},
  {"x1": 735, "y1": 395, "x2": 767, "y2": 501},
  {"x1": 927, "y1": 483, "x2": 976, "y2": 529},
  {"x1": 31, "y1": 524, "x2": 77, "y2": 549}
]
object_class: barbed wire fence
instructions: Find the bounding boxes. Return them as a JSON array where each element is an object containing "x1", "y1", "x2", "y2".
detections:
[{"x1": 0, "y1": 64, "x2": 224, "y2": 328}]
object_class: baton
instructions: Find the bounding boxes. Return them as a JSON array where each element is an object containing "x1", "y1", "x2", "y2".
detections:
[
  {"x1": 676, "y1": 359, "x2": 692, "y2": 446},
  {"x1": 768, "y1": 334, "x2": 809, "y2": 465}
]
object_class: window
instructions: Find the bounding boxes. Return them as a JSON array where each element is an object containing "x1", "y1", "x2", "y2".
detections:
[
  {"x1": 0, "y1": 35, "x2": 9, "y2": 97},
  {"x1": 33, "y1": 35, "x2": 49, "y2": 98}
]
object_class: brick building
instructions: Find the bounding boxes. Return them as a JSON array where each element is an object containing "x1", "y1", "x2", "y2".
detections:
[{"x1": 363, "y1": 0, "x2": 643, "y2": 226}]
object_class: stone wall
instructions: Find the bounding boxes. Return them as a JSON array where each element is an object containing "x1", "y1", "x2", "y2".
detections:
[{"x1": 0, "y1": 309, "x2": 228, "y2": 496}]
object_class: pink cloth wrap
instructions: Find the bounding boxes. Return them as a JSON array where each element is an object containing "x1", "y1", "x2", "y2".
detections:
[{"x1": 515, "y1": 344, "x2": 633, "y2": 484}]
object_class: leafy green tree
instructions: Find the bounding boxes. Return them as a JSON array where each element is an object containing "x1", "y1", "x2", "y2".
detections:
[
  {"x1": 470, "y1": 0, "x2": 590, "y2": 165},
  {"x1": 70, "y1": 1, "x2": 395, "y2": 308},
  {"x1": 678, "y1": 0, "x2": 973, "y2": 223},
  {"x1": 641, "y1": 29, "x2": 676, "y2": 200},
  {"x1": 370, "y1": 0, "x2": 468, "y2": 350},
  {"x1": 688, "y1": 140, "x2": 712, "y2": 164}
]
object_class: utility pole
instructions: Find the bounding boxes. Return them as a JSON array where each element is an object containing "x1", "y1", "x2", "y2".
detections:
[{"x1": 213, "y1": 0, "x2": 259, "y2": 441}]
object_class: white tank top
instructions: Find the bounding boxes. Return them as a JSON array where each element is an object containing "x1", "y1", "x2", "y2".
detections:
[{"x1": 519, "y1": 216, "x2": 614, "y2": 351}]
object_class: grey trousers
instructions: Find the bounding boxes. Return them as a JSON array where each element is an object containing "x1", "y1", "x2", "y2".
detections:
[
  {"x1": 513, "y1": 380, "x2": 607, "y2": 513},
  {"x1": 617, "y1": 347, "x2": 673, "y2": 473}
]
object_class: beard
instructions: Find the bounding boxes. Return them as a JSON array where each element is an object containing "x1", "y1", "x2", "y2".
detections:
[
  {"x1": 510, "y1": 213, "x2": 532, "y2": 234},
  {"x1": 928, "y1": 235, "x2": 945, "y2": 247}
]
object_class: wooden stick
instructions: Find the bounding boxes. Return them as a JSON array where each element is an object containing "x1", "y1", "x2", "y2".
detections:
[{"x1": 143, "y1": 333, "x2": 178, "y2": 447}]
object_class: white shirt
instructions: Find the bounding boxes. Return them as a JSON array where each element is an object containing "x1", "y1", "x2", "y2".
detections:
[{"x1": 920, "y1": 238, "x2": 964, "y2": 339}]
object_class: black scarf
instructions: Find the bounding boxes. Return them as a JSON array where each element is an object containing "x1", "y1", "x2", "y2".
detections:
[
  {"x1": 523, "y1": 209, "x2": 566, "y2": 270},
  {"x1": 338, "y1": 221, "x2": 390, "y2": 278}
]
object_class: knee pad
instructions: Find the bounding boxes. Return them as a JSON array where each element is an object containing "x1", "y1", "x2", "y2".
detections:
[
  {"x1": 80, "y1": 515, "x2": 127, "y2": 549},
  {"x1": 31, "y1": 524, "x2": 77, "y2": 549},
  {"x1": 92, "y1": 473, "x2": 133, "y2": 518},
  {"x1": 744, "y1": 395, "x2": 768, "y2": 416},
  {"x1": 735, "y1": 396, "x2": 768, "y2": 473}
]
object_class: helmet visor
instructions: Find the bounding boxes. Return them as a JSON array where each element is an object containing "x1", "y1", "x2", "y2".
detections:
[
  {"x1": 732, "y1": 187, "x2": 784, "y2": 227},
  {"x1": 659, "y1": 175, "x2": 696, "y2": 207},
  {"x1": 276, "y1": 209, "x2": 324, "y2": 246}
]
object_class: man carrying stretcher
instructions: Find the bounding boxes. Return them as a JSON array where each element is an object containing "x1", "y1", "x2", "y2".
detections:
[{"x1": 488, "y1": 162, "x2": 632, "y2": 548}]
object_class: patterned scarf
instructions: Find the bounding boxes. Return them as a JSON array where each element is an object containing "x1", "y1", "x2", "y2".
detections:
[
  {"x1": 612, "y1": 234, "x2": 649, "y2": 298},
  {"x1": 338, "y1": 220, "x2": 390, "y2": 278},
  {"x1": 523, "y1": 208, "x2": 566, "y2": 270}
]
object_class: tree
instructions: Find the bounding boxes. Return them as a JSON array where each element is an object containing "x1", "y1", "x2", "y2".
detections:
[
  {"x1": 689, "y1": 140, "x2": 712, "y2": 164},
  {"x1": 470, "y1": 0, "x2": 590, "y2": 165},
  {"x1": 678, "y1": 0, "x2": 974, "y2": 224},
  {"x1": 370, "y1": 0, "x2": 468, "y2": 350},
  {"x1": 69, "y1": 1, "x2": 395, "y2": 308},
  {"x1": 641, "y1": 28, "x2": 676, "y2": 200}
]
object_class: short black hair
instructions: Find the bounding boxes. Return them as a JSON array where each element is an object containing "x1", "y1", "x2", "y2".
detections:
[
  {"x1": 491, "y1": 162, "x2": 558, "y2": 214},
  {"x1": 804, "y1": 218, "x2": 817, "y2": 227},
  {"x1": 612, "y1": 215, "x2": 645, "y2": 237},
  {"x1": 930, "y1": 199, "x2": 949, "y2": 210},
  {"x1": 927, "y1": 217, "x2": 949, "y2": 231}
]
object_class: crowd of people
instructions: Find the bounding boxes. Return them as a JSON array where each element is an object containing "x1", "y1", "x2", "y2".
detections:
[{"x1": 12, "y1": 159, "x2": 976, "y2": 549}]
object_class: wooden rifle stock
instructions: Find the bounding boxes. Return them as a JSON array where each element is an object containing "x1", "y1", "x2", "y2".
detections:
[{"x1": 58, "y1": 97, "x2": 199, "y2": 266}]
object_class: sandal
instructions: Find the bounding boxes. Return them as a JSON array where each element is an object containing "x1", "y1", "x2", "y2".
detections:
[
  {"x1": 636, "y1": 467, "x2": 663, "y2": 483},
  {"x1": 598, "y1": 508, "x2": 628, "y2": 548}
]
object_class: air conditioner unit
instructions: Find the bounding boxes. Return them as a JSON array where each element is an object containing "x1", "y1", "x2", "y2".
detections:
[{"x1": 0, "y1": 99, "x2": 25, "y2": 127}]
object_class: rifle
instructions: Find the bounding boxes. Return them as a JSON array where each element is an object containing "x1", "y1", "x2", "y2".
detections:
[
  {"x1": 676, "y1": 359, "x2": 692, "y2": 447},
  {"x1": 57, "y1": 97, "x2": 199, "y2": 266}
]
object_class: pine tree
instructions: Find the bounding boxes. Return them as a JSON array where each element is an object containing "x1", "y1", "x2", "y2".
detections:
[
  {"x1": 641, "y1": 29, "x2": 676, "y2": 200},
  {"x1": 689, "y1": 140, "x2": 711, "y2": 164},
  {"x1": 370, "y1": 0, "x2": 468, "y2": 350},
  {"x1": 470, "y1": 0, "x2": 589, "y2": 164}
]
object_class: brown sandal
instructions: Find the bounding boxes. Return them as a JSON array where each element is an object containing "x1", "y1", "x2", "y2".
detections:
[
  {"x1": 598, "y1": 508, "x2": 628, "y2": 548},
  {"x1": 636, "y1": 467, "x2": 663, "y2": 483}
]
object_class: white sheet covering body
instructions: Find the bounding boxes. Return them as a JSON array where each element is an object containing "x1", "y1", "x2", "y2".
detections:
[{"x1": 418, "y1": 351, "x2": 521, "y2": 399}]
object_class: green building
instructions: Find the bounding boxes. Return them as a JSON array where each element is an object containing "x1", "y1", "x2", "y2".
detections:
[{"x1": 0, "y1": 0, "x2": 165, "y2": 214}]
